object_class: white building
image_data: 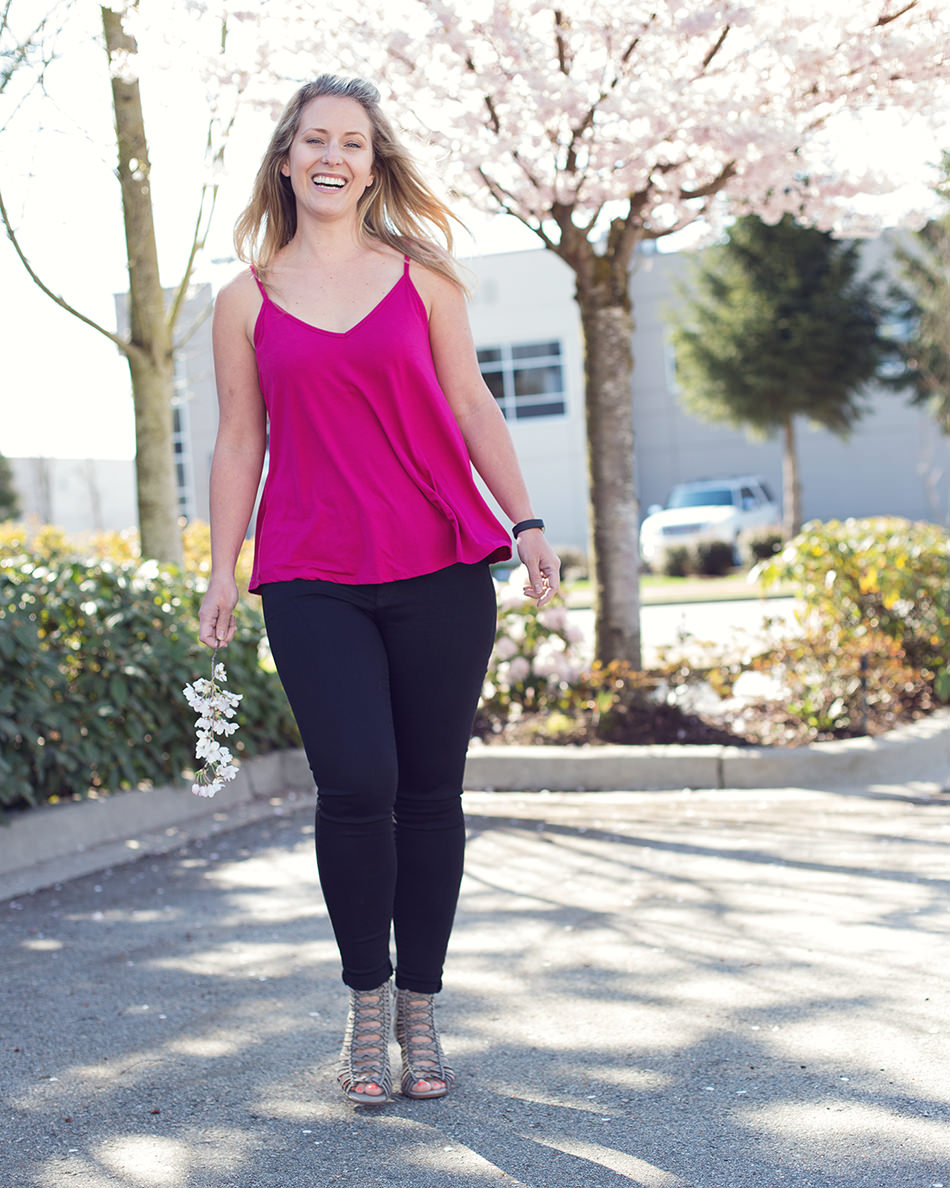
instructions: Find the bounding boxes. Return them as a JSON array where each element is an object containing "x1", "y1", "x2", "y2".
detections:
[
  {"x1": 468, "y1": 244, "x2": 950, "y2": 551},
  {"x1": 11, "y1": 283, "x2": 217, "y2": 535},
  {"x1": 10, "y1": 243, "x2": 950, "y2": 548}
]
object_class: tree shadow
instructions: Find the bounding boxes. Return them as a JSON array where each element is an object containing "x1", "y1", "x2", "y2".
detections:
[{"x1": 2, "y1": 794, "x2": 948, "y2": 1188}]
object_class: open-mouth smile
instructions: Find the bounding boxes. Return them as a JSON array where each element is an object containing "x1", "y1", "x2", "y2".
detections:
[{"x1": 312, "y1": 174, "x2": 346, "y2": 189}]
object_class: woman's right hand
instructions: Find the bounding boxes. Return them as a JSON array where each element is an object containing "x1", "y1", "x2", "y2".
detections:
[{"x1": 198, "y1": 575, "x2": 239, "y2": 649}]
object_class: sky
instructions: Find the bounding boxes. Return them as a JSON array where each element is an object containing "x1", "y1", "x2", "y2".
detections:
[
  {"x1": 0, "y1": 9, "x2": 945, "y2": 463},
  {"x1": 0, "y1": 20, "x2": 543, "y2": 462}
]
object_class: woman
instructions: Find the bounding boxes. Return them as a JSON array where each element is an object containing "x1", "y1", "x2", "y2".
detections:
[{"x1": 198, "y1": 74, "x2": 560, "y2": 1105}]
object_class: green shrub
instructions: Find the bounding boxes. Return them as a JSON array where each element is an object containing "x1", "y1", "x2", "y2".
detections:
[
  {"x1": 557, "y1": 659, "x2": 663, "y2": 742},
  {"x1": 751, "y1": 629, "x2": 933, "y2": 735},
  {"x1": 745, "y1": 532, "x2": 783, "y2": 562},
  {"x1": 662, "y1": 546, "x2": 692, "y2": 577},
  {"x1": 754, "y1": 516, "x2": 950, "y2": 702},
  {"x1": 0, "y1": 520, "x2": 256, "y2": 593},
  {"x1": 693, "y1": 540, "x2": 736, "y2": 576},
  {"x1": 555, "y1": 544, "x2": 589, "y2": 582},
  {"x1": 0, "y1": 553, "x2": 299, "y2": 810}
]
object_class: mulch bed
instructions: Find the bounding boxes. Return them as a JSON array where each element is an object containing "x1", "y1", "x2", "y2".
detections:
[{"x1": 473, "y1": 697, "x2": 935, "y2": 749}]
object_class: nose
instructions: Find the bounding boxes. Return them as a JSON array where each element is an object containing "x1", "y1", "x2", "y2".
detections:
[{"x1": 321, "y1": 138, "x2": 343, "y2": 165}]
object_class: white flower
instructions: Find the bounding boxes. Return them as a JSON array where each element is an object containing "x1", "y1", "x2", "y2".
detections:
[{"x1": 183, "y1": 654, "x2": 242, "y2": 798}]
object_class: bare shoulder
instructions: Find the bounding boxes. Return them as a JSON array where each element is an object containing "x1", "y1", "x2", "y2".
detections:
[
  {"x1": 217, "y1": 266, "x2": 260, "y2": 304},
  {"x1": 214, "y1": 268, "x2": 262, "y2": 343},
  {"x1": 408, "y1": 260, "x2": 467, "y2": 321}
]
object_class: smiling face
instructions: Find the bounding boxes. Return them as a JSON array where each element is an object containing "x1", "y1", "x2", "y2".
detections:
[{"x1": 280, "y1": 94, "x2": 375, "y2": 219}]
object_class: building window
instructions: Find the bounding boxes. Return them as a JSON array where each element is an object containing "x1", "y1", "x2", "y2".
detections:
[
  {"x1": 171, "y1": 358, "x2": 196, "y2": 521},
  {"x1": 477, "y1": 340, "x2": 566, "y2": 419},
  {"x1": 663, "y1": 337, "x2": 680, "y2": 393}
]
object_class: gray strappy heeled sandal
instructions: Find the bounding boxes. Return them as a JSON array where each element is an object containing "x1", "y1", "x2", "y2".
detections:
[
  {"x1": 394, "y1": 987, "x2": 455, "y2": 1100},
  {"x1": 338, "y1": 980, "x2": 393, "y2": 1105}
]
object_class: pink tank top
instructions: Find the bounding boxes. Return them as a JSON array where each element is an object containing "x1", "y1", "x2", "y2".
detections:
[{"x1": 247, "y1": 257, "x2": 511, "y2": 592}]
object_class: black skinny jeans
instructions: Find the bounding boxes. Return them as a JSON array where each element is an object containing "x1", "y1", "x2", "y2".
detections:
[{"x1": 261, "y1": 561, "x2": 497, "y2": 994}]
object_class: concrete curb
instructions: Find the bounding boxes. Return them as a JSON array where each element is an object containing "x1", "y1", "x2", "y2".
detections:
[
  {"x1": 0, "y1": 750, "x2": 315, "y2": 902},
  {"x1": 463, "y1": 708, "x2": 950, "y2": 792},
  {"x1": 3, "y1": 712, "x2": 949, "y2": 901}
]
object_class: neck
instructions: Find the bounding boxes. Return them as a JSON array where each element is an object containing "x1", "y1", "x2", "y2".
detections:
[{"x1": 285, "y1": 214, "x2": 368, "y2": 267}]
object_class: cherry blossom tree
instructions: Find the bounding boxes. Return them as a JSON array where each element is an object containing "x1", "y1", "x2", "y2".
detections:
[
  {"x1": 6, "y1": 0, "x2": 950, "y2": 647},
  {"x1": 369, "y1": 0, "x2": 950, "y2": 665}
]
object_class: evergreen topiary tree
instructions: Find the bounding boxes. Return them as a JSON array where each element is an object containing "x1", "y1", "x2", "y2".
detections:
[
  {"x1": 0, "y1": 452, "x2": 21, "y2": 521},
  {"x1": 669, "y1": 214, "x2": 887, "y2": 537},
  {"x1": 890, "y1": 153, "x2": 950, "y2": 434}
]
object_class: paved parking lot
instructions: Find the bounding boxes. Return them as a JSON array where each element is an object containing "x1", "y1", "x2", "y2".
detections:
[
  {"x1": 571, "y1": 596, "x2": 800, "y2": 666},
  {"x1": 3, "y1": 782, "x2": 949, "y2": 1188}
]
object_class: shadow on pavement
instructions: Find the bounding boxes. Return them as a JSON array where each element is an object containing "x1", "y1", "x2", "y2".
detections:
[{"x1": 2, "y1": 789, "x2": 949, "y2": 1188}]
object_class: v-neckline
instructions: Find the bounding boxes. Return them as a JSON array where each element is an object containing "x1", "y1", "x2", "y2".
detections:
[{"x1": 259, "y1": 271, "x2": 407, "y2": 338}]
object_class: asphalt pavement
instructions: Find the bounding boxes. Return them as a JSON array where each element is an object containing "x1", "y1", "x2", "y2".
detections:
[
  {"x1": 3, "y1": 783, "x2": 949, "y2": 1188},
  {"x1": 570, "y1": 597, "x2": 800, "y2": 666}
]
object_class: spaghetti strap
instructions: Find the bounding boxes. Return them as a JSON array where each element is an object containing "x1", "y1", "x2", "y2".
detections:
[
  {"x1": 249, "y1": 264, "x2": 268, "y2": 298},
  {"x1": 403, "y1": 255, "x2": 410, "y2": 275}
]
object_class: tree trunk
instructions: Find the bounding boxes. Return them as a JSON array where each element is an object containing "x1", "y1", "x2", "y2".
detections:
[
  {"x1": 575, "y1": 270, "x2": 641, "y2": 668},
  {"x1": 102, "y1": 5, "x2": 182, "y2": 564},
  {"x1": 782, "y1": 414, "x2": 802, "y2": 538}
]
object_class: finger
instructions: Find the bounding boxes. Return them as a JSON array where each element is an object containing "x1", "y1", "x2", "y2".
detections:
[{"x1": 524, "y1": 567, "x2": 544, "y2": 600}]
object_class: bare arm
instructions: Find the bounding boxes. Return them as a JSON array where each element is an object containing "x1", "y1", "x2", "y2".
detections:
[
  {"x1": 419, "y1": 267, "x2": 560, "y2": 605},
  {"x1": 198, "y1": 272, "x2": 267, "y2": 648}
]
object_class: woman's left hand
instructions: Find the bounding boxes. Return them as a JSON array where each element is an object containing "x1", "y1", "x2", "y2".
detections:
[{"x1": 517, "y1": 529, "x2": 561, "y2": 607}]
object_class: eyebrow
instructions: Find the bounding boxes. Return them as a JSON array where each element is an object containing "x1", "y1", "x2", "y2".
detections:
[{"x1": 300, "y1": 126, "x2": 369, "y2": 137}]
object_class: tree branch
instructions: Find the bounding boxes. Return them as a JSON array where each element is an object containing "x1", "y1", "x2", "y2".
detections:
[
  {"x1": 0, "y1": 180, "x2": 135, "y2": 358},
  {"x1": 1, "y1": 0, "x2": 76, "y2": 130},
  {"x1": 563, "y1": 12, "x2": 656, "y2": 178},
  {"x1": 510, "y1": 147, "x2": 547, "y2": 194},
  {"x1": 168, "y1": 15, "x2": 241, "y2": 335},
  {"x1": 167, "y1": 118, "x2": 233, "y2": 333},
  {"x1": 553, "y1": 9, "x2": 571, "y2": 75},
  {"x1": 679, "y1": 159, "x2": 737, "y2": 201},
  {"x1": 173, "y1": 300, "x2": 213, "y2": 352},
  {"x1": 876, "y1": 1, "x2": 918, "y2": 29},
  {"x1": 475, "y1": 166, "x2": 557, "y2": 250},
  {"x1": 167, "y1": 180, "x2": 215, "y2": 334},
  {"x1": 700, "y1": 24, "x2": 730, "y2": 71}
]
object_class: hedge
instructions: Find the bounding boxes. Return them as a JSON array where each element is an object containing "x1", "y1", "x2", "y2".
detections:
[{"x1": 0, "y1": 526, "x2": 298, "y2": 811}]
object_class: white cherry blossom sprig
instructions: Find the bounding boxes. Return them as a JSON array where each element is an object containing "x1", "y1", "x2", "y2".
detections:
[{"x1": 182, "y1": 651, "x2": 242, "y2": 798}]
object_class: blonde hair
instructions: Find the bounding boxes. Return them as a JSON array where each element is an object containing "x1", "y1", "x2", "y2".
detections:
[{"x1": 234, "y1": 75, "x2": 468, "y2": 290}]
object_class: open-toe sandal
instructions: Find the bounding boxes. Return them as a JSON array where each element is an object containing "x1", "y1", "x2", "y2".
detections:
[
  {"x1": 338, "y1": 980, "x2": 393, "y2": 1105},
  {"x1": 394, "y1": 987, "x2": 455, "y2": 1100}
]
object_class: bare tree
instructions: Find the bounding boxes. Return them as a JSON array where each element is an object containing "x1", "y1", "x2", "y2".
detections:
[{"x1": 0, "y1": 1, "x2": 238, "y2": 561}]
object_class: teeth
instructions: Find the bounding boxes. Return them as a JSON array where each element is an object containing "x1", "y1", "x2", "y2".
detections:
[{"x1": 313, "y1": 175, "x2": 345, "y2": 187}]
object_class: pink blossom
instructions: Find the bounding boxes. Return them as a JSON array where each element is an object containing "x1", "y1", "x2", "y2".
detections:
[
  {"x1": 494, "y1": 635, "x2": 520, "y2": 661},
  {"x1": 507, "y1": 656, "x2": 532, "y2": 684}
]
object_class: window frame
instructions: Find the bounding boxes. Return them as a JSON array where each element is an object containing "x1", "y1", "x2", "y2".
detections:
[{"x1": 476, "y1": 339, "x2": 567, "y2": 421}]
